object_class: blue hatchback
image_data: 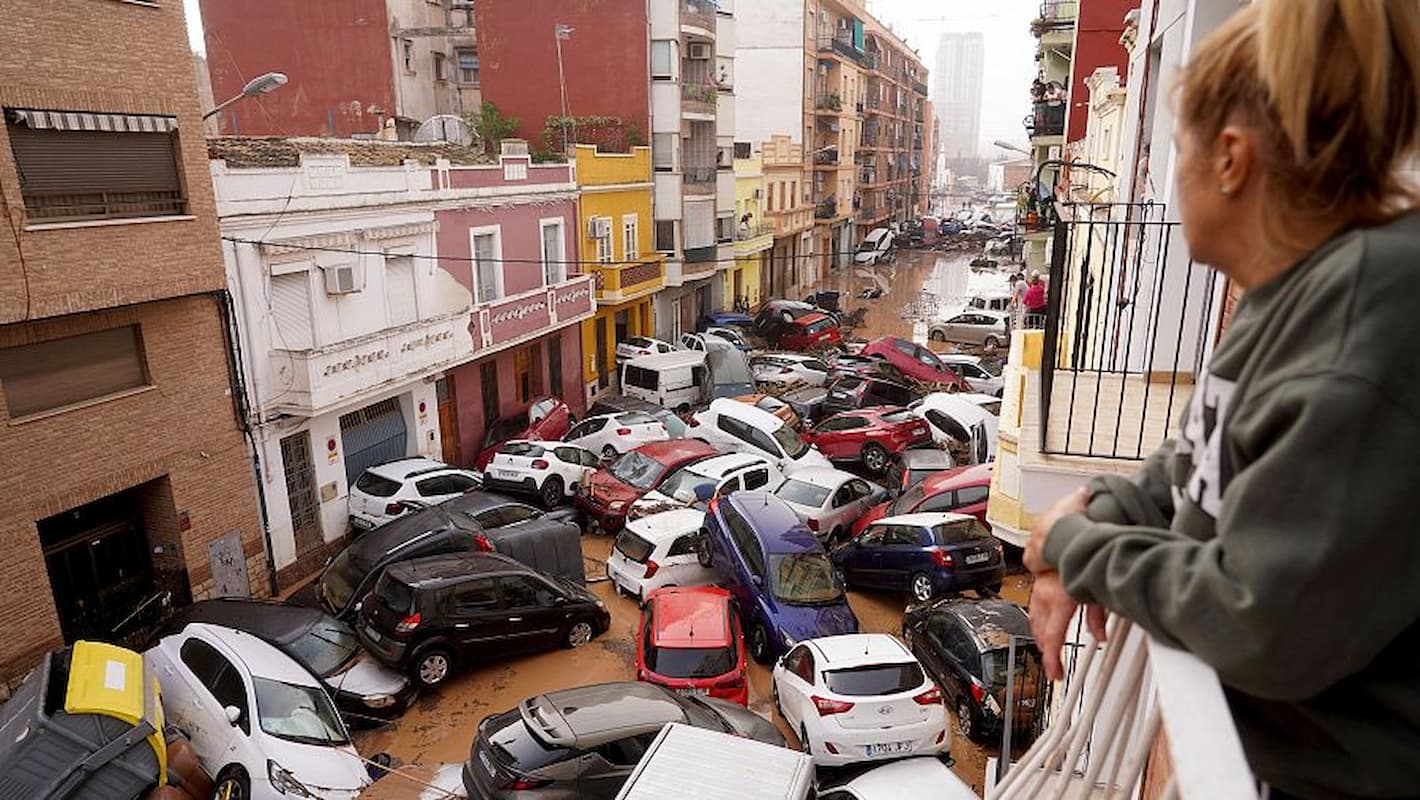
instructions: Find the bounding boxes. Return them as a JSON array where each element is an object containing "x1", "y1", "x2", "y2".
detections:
[
  {"x1": 698, "y1": 492, "x2": 859, "y2": 663},
  {"x1": 831, "y1": 512, "x2": 1005, "y2": 604}
]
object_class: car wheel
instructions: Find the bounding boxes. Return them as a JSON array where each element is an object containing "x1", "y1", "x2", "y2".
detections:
[
  {"x1": 861, "y1": 443, "x2": 889, "y2": 475},
  {"x1": 212, "y1": 766, "x2": 250, "y2": 800},
  {"x1": 540, "y1": 476, "x2": 565, "y2": 508},
  {"x1": 799, "y1": 725, "x2": 813, "y2": 756},
  {"x1": 986, "y1": 581, "x2": 1004, "y2": 595},
  {"x1": 749, "y1": 623, "x2": 772, "y2": 664},
  {"x1": 412, "y1": 648, "x2": 454, "y2": 689},
  {"x1": 601, "y1": 444, "x2": 618, "y2": 461},
  {"x1": 565, "y1": 620, "x2": 595, "y2": 648},
  {"x1": 985, "y1": 335, "x2": 1001, "y2": 349},
  {"x1": 910, "y1": 572, "x2": 936, "y2": 603},
  {"x1": 929, "y1": 329, "x2": 946, "y2": 342},
  {"x1": 957, "y1": 698, "x2": 978, "y2": 740}
]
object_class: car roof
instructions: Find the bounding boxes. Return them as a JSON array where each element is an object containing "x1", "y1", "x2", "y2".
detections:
[
  {"x1": 898, "y1": 449, "x2": 955, "y2": 468},
  {"x1": 723, "y1": 493, "x2": 819, "y2": 553},
  {"x1": 792, "y1": 312, "x2": 831, "y2": 326},
  {"x1": 365, "y1": 457, "x2": 450, "y2": 480},
  {"x1": 756, "y1": 352, "x2": 818, "y2": 363},
  {"x1": 650, "y1": 588, "x2": 733, "y2": 648},
  {"x1": 626, "y1": 508, "x2": 707, "y2": 541},
  {"x1": 166, "y1": 598, "x2": 325, "y2": 645},
  {"x1": 686, "y1": 452, "x2": 771, "y2": 477},
  {"x1": 385, "y1": 551, "x2": 525, "y2": 587},
  {"x1": 938, "y1": 354, "x2": 982, "y2": 365},
  {"x1": 920, "y1": 462, "x2": 994, "y2": 493},
  {"x1": 625, "y1": 350, "x2": 707, "y2": 369},
  {"x1": 343, "y1": 507, "x2": 459, "y2": 567},
  {"x1": 808, "y1": 633, "x2": 914, "y2": 667},
  {"x1": 179, "y1": 622, "x2": 321, "y2": 687},
  {"x1": 530, "y1": 682, "x2": 687, "y2": 746},
  {"x1": 875, "y1": 512, "x2": 978, "y2": 528},
  {"x1": 935, "y1": 599, "x2": 1033, "y2": 646},
  {"x1": 917, "y1": 393, "x2": 992, "y2": 425},
  {"x1": 783, "y1": 466, "x2": 856, "y2": 488},
  {"x1": 705, "y1": 397, "x2": 785, "y2": 430},
  {"x1": 634, "y1": 438, "x2": 719, "y2": 463}
]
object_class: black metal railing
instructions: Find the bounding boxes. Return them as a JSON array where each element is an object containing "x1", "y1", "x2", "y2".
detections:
[
  {"x1": 1031, "y1": 101, "x2": 1066, "y2": 137},
  {"x1": 1038, "y1": 203, "x2": 1219, "y2": 460},
  {"x1": 814, "y1": 199, "x2": 837, "y2": 219},
  {"x1": 24, "y1": 189, "x2": 187, "y2": 222},
  {"x1": 814, "y1": 149, "x2": 839, "y2": 166},
  {"x1": 684, "y1": 166, "x2": 715, "y2": 183}
]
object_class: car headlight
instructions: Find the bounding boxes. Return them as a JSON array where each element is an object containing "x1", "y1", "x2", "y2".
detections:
[
  {"x1": 364, "y1": 693, "x2": 397, "y2": 709},
  {"x1": 268, "y1": 760, "x2": 315, "y2": 797}
]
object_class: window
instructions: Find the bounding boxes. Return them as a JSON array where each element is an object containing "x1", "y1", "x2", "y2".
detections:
[
  {"x1": 742, "y1": 468, "x2": 770, "y2": 490},
  {"x1": 733, "y1": 142, "x2": 751, "y2": 159},
  {"x1": 471, "y1": 229, "x2": 501, "y2": 303},
  {"x1": 716, "y1": 215, "x2": 733, "y2": 243},
  {"x1": 655, "y1": 220, "x2": 676, "y2": 252},
  {"x1": 0, "y1": 326, "x2": 149, "y2": 419},
  {"x1": 500, "y1": 576, "x2": 556, "y2": 608},
  {"x1": 456, "y1": 48, "x2": 480, "y2": 84},
  {"x1": 417, "y1": 474, "x2": 477, "y2": 496},
  {"x1": 594, "y1": 217, "x2": 614, "y2": 264},
  {"x1": 651, "y1": 40, "x2": 674, "y2": 79},
  {"x1": 433, "y1": 51, "x2": 447, "y2": 81},
  {"x1": 453, "y1": 579, "x2": 501, "y2": 612},
  {"x1": 624, "y1": 365, "x2": 658, "y2": 391},
  {"x1": 385, "y1": 255, "x2": 417, "y2": 326},
  {"x1": 548, "y1": 334, "x2": 562, "y2": 398},
  {"x1": 721, "y1": 504, "x2": 765, "y2": 579},
  {"x1": 667, "y1": 535, "x2": 699, "y2": 557},
  {"x1": 622, "y1": 214, "x2": 639, "y2": 261},
  {"x1": 541, "y1": 220, "x2": 565, "y2": 285},
  {"x1": 652, "y1": 133, "x2": 675, "y2": 171},
  {"x1": 180, "y1": 638, "x2": 249, "y2": 734},
  {"x1": 402, "y1": 39, "x2": 415, "y2": 72},
  {"x1": 6, "y1": 111, "x2": 185, "y2": 222},
  {"x1": 954, "y1": 485, "x2": 989, "y2": 506}
]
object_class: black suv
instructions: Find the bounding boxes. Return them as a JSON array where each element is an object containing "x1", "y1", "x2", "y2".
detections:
[
  {"x1": 902, "y1": 598, "x2": 1044, "y2": 743},
  {"x1": 358, "y1": 552, "x2": 610, "y2": 689},
  {"x1": 821, "y1": 374, "x2": 921, "y2": 416}
]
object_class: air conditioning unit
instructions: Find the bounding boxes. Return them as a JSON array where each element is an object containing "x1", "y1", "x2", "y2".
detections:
[
  {"x1": 688, "y1": 42, "x2": 712, "y2": 60},
  {"x1": 587, "y1": 217, "x2": 612, "y2": 238},
  {"x1": 322, "y1": 263, "x2": 362, "y2": 295}
]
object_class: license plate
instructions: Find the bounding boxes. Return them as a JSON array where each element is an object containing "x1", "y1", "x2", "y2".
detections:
[
  {"x1": 676, "y1": 687, "x2": 708, "y2": 697},
  {"x1": 496, "y1": 470, "x2": 521, "y2": 479},
  {"x1": 363, "y1": 625, "x2": 382, "y2": 643},
  {"x1": 351, "y1": 517, "x2": 374, "y2": 531},
  {"x1": 479, "y1": 749, "x2": 495, "y2": 776},
  {"x1": 866, "y1": 741, "x2": 912, "y2": 756},
  {"x1": 965, "y1": 552, "x2": 991, "y2": 565}
]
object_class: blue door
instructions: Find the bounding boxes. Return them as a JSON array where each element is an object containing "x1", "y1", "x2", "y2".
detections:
[
  {"x1": 339, "y1": 397, "x2": 408, "y2": 484},
  {"x1": 879, "y1": 524, "x2": 926, "y2": 590},
  {"x1": 846, "y1": 526, "x2": 888, "y2": 588}
]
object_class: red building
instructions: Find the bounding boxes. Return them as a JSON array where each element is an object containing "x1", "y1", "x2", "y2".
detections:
[{"x1": 1066, "y1": 0, "x2": 1138, "y2": 142}]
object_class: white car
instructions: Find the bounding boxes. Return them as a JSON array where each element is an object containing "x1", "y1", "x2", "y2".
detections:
[
  {"x1": 605, "y1": 508, "x2": 716, "y2": 602},
  {"x1": 481, "y1": 439, "x2": 600, "y2": 507},
  {"x1": 750, "y1": 353, "x2": 832, "y2": 389},
  {"x1": 680, "y1": 332, "x2": 737, "y2": 352},
  {"x1": 705, "y1": 326, "x2": 751, "y2": 349},
  {"x1": 817, "y1": 757, "x2": 978, "y2": 800},
  {"x1": 772, "y1": 467, "x2": 886, "y2": 543},
  {"x1": 147, "y1": 623, "x2": 370, "y2": 800},
  {"x1": 347, "y1": 457, "x2": 481, "y2": 531},
  {"x1": 772, "y1": 634, "x2": 948, "y2": 768},
  {"x1": 939, "y1": 354, "x2": 1004, "y2": 397},
  {"x1": 957, "y1": 392, "x2": 1002, "y2": 415},
  {"x1": 928, "y1": 310, "x2": 1009, "y2": 349},
  {"x1": 617, "y1": 335, "x2": 677, "y2": 361},
  {"x1": 911, "y1": 393, "x2": 999, "y2": 464},
  {"x1": 690, "y1": 398, "x2": 832, "y2": 474},
  {"x1": 564, "y1": 411, "x2": 670, "y2": 459},
  {"x1": 854, "y1": 227, "x2": 895, "y2": 265},
  {"x1": 629, "y1": 452, "x2": 785, "y2": 519}
]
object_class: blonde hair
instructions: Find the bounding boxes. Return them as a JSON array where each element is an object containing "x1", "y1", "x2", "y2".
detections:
[{"x1": 1178, "y1": 0, "x2": 1420, "y2": 227}]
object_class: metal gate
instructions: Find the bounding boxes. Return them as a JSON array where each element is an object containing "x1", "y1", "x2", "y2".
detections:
[
  {"x1": 279, "y1": 431, "x2": 323, "y2": 556},
  {"x1": 338, "y1": 397, "x2": 408, "y2": 484}
]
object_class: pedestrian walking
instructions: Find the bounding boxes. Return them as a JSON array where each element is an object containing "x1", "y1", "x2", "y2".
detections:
[{"x1": 1023, "y1": 1, "x2": 1420, "y2": 798}]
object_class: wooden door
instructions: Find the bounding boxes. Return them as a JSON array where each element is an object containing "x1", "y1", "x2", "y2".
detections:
[{"x1": 436, "y1": 377, "x2": 462, "y2": 465}]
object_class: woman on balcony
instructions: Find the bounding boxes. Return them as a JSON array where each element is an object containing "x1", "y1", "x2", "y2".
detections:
[{"x1": 1024, "y1": 2, "x2": 1420, "y2": 798}]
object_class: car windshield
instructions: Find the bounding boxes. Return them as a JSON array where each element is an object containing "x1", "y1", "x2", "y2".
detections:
[
  {"x1": 614, "y1": 529, "x2": 656, "y2": 564},
  {"x1": 931, "y1": 518, "x2": 992, "y2": 544},
  {"x1": 982, "y1": 645, "x2": 1041, "y2": 687},
  {"x1": 646, "y1": 644, "x2": 737, "y2": 679},
  {"x1": 484, "y1": 414, "x2": 528, "y2": 447},
  {"x1": 772, "y1": 425, "x2": 810, "y2": 459},
  {"x1": 775, "y1": 479, "x2": 830, "y2": 508},
  {"x1": 353, "y1": 472, "x2": 401, "y2": 497},
  {"x1": 771, "y1": 553, "x2": 845, "y2": 605},
  {"x1": 881, "y1": 409, "x2": 916, "y2": 425},
  {"x1": 284, "y1": 620, "x2": 362, "y2": 677},
  {"x1": 823, "y1": 662, "x2": 926, "y2": 696},
  {"x1": 321, "y1": 550, "x2": 362, "y2": 611},
  {"x1": 609, "y1": 451, "x2": 668, "y2": 490},
  {"x1": 656, "y1": 466, "x2": 717, "y2": 501},
  {"x1": 253, "y1": 677, "x2": 350, "y2": 746},
  {"x1": 805, "y1": 318, "x2": 836, "y2": 334},
  {"x1": 890, "y1": 482, "x2": 928, "y2": 515}
]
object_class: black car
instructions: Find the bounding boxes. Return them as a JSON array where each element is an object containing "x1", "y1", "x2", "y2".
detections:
[
  {"x1": 358, "y1": 552, "x2": 611, "y2": 688},
  {"x1": 318, "y1": 491, "x2": 582, "y2": 621},
  {"x1": 159, "y1": 598, "x2": 416, "y2": 724},
  {"x1": 780, "y1": 385, "x2": 830, "y2": 425},
  {"x1": 821, "y1": 375, "x2": 921, "y2": 416},
  {"x1": 902, "y1": 599, "x2": 1045, "y2": 743},
  {"x1": 463, "y1": 682, "x2": 783, "y2": 799},
  {"x1": 753, "y1": 299, "x2": 834, "y2": 344}
]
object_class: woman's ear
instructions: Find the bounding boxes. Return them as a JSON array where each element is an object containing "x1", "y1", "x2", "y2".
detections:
[{"x1": 1215, "y1": 125, "x2": 1255, "y2": 196}]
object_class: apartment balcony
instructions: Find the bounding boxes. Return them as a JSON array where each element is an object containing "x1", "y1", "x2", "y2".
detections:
[
  {"x1": 863, "y1": 95, "x2": 883, "y2": 114},
  {"x1": 682, "y1": 245, "x2": 719, "y2": 280},
  {"x1": 270, "y1": 310, "x2": 472, "y2": 417},
  {"x1": 682, "y1": 0, "x2": 716, "y2": 33},
  {"x1": 815, "y1": 93, "x2": 844, "y2": 113},
  {"x1": 472, "y1": 273, "x2": 595, "y2": 356},
  {"x1": 733, "y1": 223, "x2": 774, "y2": 256},
  {"x1": 766, "y1": 206, "x2": 813, "y2": 237},
  {"x1": 813, "y1": 148, "x2": 840, "y2": 168},
  {"x1": 1033, "y1": 0, "x2": 1078, "y2": 47},
  {"x1": 856, "y1": 204, "x2": 884, "y2": 224},
  {"x1": 814, "y1": 199, "x2": 838, "y2": 219},
  {"x1": 1028, "y1": 101, "x2": 1067, "y2": 140},
  {"x1": 909, "y1": 78, "x2": 929, "y2": 96},
  {"x1": 590, "y1": 254, "x2": 666, "y2": 306},
  {"x1": 816, "y1": 36, "x2": 862, "y2": 65},
  {"x1": 682, "y1": 82, "x2": 718, "y2": 119},
  {"x1": 861, "y1": 51, "x2": 880, "y2": 73},
  {"x1": 683, "y1": 165, "x2": 716, "y2": 195}
]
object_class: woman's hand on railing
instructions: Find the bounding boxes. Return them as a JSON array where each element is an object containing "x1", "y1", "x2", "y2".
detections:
[{"x1": 1027, "y1": 487, "x2": 1108, "y2": 680}]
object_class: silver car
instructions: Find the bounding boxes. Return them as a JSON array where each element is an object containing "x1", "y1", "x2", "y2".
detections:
[{"x1": 929, "y1": 310, "x2": 1009, "y2": 349}]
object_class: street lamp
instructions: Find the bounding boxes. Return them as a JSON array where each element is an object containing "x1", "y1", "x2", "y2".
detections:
[
  {"x1": 203, "y1": 71, "x2": 288, "y2": 120},
  {"x1": 993, "y1": 139, "x2": 1031, "y2": 156}
]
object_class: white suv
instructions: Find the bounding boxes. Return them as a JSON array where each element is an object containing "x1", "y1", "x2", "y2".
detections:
[
  {"x1": 482, "y1": 439, "x2": 600, "y2": 507},
  {"x1": 689, "y1": 398, "x2": 831, "y2": 475},
  {"x1": 347, "y1": 457, "x2": 480, "y2": 531},
  {"x1": 629, "y1": 452, "x2": 785, "y2": 519},
  {"x1": 563, "y1": 411, "x2": 670, "y2": 459},
  {"x1": 938, "y1": 354, "x2": 1004, "y2": 397},
  {"x1": 772, "y1": 633, "x2": 947, "y2": 767}
]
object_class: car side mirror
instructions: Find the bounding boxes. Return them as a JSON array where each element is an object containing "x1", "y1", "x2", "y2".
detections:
[
  {"x1": 224, "y1": 705, "x2": 242, "y2": 726},
  {"x1": 554, "y1": 595, "x2": 569, "y2": 606}
]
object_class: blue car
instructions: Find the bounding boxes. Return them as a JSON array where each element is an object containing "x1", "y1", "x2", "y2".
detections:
[
  {"x1": 697, "y1": 311, "x2": 755, "y2": 333},
  {"x1": 697, "y1": 492, "x2": 859, "y2": 663},
  {"x1": 831, "y1": 512, "x2": 1005, "y2": 603}
]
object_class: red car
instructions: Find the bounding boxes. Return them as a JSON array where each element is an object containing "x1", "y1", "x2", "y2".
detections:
[
  {"x1": 779, "y1": 312, "x2": 843, "y2": 351},
  {"x1": 852, "y1": 462, "x2": 994, "y2": 536},
  {"x1": 474, "y1": 396, "x2": 573, "y2": 469},
  {"x1": 859, "y1": 336, "x2": 969, "y2": 390},
  {"x1": 576, "y1": 439, "x2": 718, "y2": 532},
  {"x1": 802, "y1": 406, "x2": 933, "y2": 475},
  {"x1": 637, "y1": 586, "x2": 748, "y2": 706}
]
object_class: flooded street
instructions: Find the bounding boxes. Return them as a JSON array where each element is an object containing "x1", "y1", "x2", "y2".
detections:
[{"x1": 358, "y1": 249, "x2": 1033, "y2": 798}]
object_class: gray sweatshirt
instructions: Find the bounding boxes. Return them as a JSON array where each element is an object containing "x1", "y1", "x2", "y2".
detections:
[{"x1": 1043, "y1": 211, "x2": 1420, "y2": 800}]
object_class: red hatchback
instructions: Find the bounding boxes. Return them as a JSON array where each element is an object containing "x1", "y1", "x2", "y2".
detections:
[
  {"x1": 576, "y1": 439, "x2": 718, "y2": 532},
  {"x1": 802, "y1": 406, "x2": 933, "y2": 475},
  {"x1": 859, "y1": 336, "x2": 969, "y2": 390},
  {"x1": 779, "y1": 312, "x2": 843, "y2": 351},
  {"x1": 853, "y1": 462, "x2": 994, "y2": 536},
  {"x1": 637, "y1": 586, "x2": 748, "y2": 706},
  {"x1": 474, "y1": 396, "x2": 573, "y2": 469}
]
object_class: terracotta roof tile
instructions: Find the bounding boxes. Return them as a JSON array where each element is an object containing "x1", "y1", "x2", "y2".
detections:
[{"x1": 207, "y1": 136, "x2": 492, "y2": 168}]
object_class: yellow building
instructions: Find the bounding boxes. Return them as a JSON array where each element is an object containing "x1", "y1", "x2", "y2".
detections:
[
  {"x1": 730, "y1": 152, "x2": 773, "y2": 309},
  {"x1": 574, "y1": 144, "x2": 665, "y2": 400}
]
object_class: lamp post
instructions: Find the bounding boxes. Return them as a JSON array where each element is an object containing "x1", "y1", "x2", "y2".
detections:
[
  {"x1": 993, "y1": 139, "x2": 1031, "y2": 156},
  {"x1": 554, "y1": 24, "x2": 574, "y2": 155},
  {"x1": 203, "y1": 72, "x2": 288, "y2": 121}
]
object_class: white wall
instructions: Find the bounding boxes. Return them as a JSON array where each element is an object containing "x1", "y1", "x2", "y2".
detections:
[
  {"x1": 734, "y1": 0, "x2": 806, "y2": 145},
  {"x1": 655, "y1": 173, "x2": 683, "y2": 221},
  {"x1": 649, "y1": 0, "x2": 678, "y2": 38},
  {"x1": 651, "y1": 82, "x2": 683, "y2": 135}
]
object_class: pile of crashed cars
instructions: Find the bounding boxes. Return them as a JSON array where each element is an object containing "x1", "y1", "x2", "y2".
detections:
[{"x1": 0, "y1": 296, "x2": 1044, "y2": 800}]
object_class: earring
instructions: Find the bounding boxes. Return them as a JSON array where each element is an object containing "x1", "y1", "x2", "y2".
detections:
[{"x1": 1220, "y1": 185, "x2": 1234, "y2": 196}]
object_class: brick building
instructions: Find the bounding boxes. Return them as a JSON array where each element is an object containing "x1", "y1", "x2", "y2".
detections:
[{"x1": 0, "y1": 0, "x2": 264, "y2": 681}]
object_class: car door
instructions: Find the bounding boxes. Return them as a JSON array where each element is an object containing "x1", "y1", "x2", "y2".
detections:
[
  {"x1": 952, "y1": 484, "x2": 991, "y2": 523},
  {"x1": 844, "y1": 525, "x2": 888, "y2": 587},
  {"x1": 775, "y1": 644, "x2": 816, "y2": 731},
  {"x1": 942, "y1": 314, "x2": 972, "y2": 343},
  {"x1": 498, "y1": 575, "x2": 565, "y2": 651},
  {"x1": 164, "y1": 636, "x2": 246, "y2": 771},
  {"x1": 665, "y1": 532, "x2": 711, "y2": 585},
  {"x1": 809, "y1": 416, "x2": 859, "y2": 459},
  {"x1": 553, "y1": 446, "x2": 595, "y2": 491},
  {"x1": 936, "y1": 621, "x2": 982, "y2": 706},
  {"x1": 825, "y1": 481, "x2": 858, "y2": 534},
  {"x1": 445, "y1": 577, "x2": 508, "y2": 659},
  {"x1": 566, "y1": 417, "x2": 608, "y2": 451},
  {"x1": 880, "y1": 524, "x2": 926, "y2": 589},
  {"x1": 918, "y1": 614, "x2": 961, "y2": 694},
  {"x1": 743, "y1": 424, "x2": 788, "y2": 467}
]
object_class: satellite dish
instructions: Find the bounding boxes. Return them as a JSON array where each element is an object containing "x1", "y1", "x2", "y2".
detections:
[{"x1": 413, "y1": 114, "x2": 474, "y2": 147}]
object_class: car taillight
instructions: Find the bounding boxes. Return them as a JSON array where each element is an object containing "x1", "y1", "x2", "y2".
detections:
[
  {"x1": 385, "y1": 502, "x2": 404, "y2": 515},
  {"x1": 531, "y1": 459, "x2": 549, "y2": 469},
  {"x1": 806, "y1": 518, "x2": 819, "y2": 531},
  {"x1": 503, "y1": 777, "x2": 552, "y2": 791},
  {"x1": 812, "y1": 696, "x2": 855, "y2": 716},
  {"x1": 914, "y1": 685, "x2": 943, "y2": 705},
  {"x1": 643, "y1": 559, "x2": 659, "y2": 578},
  {"x1": 473, "y1": 534, "x2": 493, "y2": 552},
  {"x1": 930, "y1": 549, "x2": 954, "y2": 568},
  {"x1": 970, "y1": 682, "x2": 986, "y2": 703},
  {"x1": 395, "y1": 613, "x2": 421, "y2": 633},
  {"x1": 616, "y1": 428, "x2": 632, "y2": 436}
]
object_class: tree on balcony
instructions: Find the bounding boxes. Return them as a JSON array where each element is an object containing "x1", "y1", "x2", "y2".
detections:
[{"x1": 468, "y1": 101, "x2": 517, "y2": 157}]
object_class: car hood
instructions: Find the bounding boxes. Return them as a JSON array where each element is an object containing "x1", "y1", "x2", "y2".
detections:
[
  {"x1": 328, "y1": 652, "x2": 410, "y2": 699},
  {"x1": 771, "y1": 599, "x2": 859, "y2": 643},
  {"x1": 788, "y1": 449, "x2": 833, "y2": 471},
  {"x1": 698, "y1": 697, "x2": 786, "y2": 746},
  {"x1": 262, "y1": 737, "x2": 370, "y2": 793},
  {"x1": 854, "y1": 501, "x2": 890, "y2": 534},
  {"x1": 586, "y1": 470, "x2": 643, "y2": 503}
]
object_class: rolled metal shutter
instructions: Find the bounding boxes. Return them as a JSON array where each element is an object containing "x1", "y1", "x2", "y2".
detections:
[{"x1": 339, "y1": 398, "x2": 409, "y2": 484}]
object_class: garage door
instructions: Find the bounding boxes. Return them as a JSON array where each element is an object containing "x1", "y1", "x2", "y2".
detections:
[{"x1": 339, "y1": 397, "x2": 408, "y2": 484}]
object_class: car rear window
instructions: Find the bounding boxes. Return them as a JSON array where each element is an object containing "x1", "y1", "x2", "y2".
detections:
[
  {"x1": 353, "y1": 472, "x2": 401, "y2": 497},
  {"x1": 618, "y1": 411, "x2": 658, "y2": 426},
  {"x1": 805, "y1": 318, "x2": 836, "y2": 334},
  {"x1": 485, "y1": 710, "x2": 572, "y2": 772},
  {"x1": 931, "y1": 518, "x2": 992, "y2": 544},
  {"x1": 499, "y1": 441, "x2": 545, "y2": 457},
  {"x1": 775, "y1": 479, "x2": 830, "y2": 508},
  {"x1": 824, "y1": 662, "x2": 926, "y2": 696},
  {"x1": 881, "y1": 409, "x2": 916, "y2": 424},
  {"x1": 646, "y1": 644, "x2": 737, "y2": 679},
  {"x1": 373, "y1": 572, "x2": 415, "y2": 615},
  {"x1": 982, "y1": 645, "x2": 1041, "y2": 687},
  {"x1": 624, "y1": 365, "x2": 658, "y2": 391},
  {"x1": 614, "y1": 529, "x2": 656, "y2": 563},
  {"x1": 624, "y1": 337, "x2": 654, "y2": 348}
]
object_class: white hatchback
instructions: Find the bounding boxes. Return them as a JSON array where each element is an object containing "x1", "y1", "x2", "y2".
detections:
[
  {"x1": 773, "y1": 467, "x2": 886, "y2": 544},
  {"x1": 689, "y1": 398, "x2": 832, "y2": 475},
  {"x1": 938, "y1": 354, "x2": 1004, "y2": 397},
  {"x1": 629, "y1": 452, "x2": 785, "y2": 520},
  {"x1": 817, "y1": 757, "x2": 977, "y2": 800},
  {"x1": 347, "y1": 457, "x2": 481, "y2": 531},
  {"x1": 147, "y1": 622, "x2": 371, "y2": 800},
  {"x1": 481, "y1": 439, "x2": 600, "y2": 507},
  {"x1": 772, "y1": 634, "x2": 948, "y2": 768},
  {"x1": 616, "y1": 335, "x2": 678, "y2": 361},
  {"x1": 605, "y1": 508, "x2": 716, "y2": 603},
  {"x1": 750, "y1": 353, "x2": 833, "y2": 389},
  {"x1": 563, "y1": 411, "x2": 670, "y2": 459}
]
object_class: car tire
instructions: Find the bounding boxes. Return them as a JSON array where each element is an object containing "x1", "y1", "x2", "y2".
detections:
[
  {"x1": 565, "y1": 620, "x2": 595, "y2": 648},
  {"x1": 861, "y1": 443, "x2": 890, "y2": 475},
  {"x1": 957, "y1": 698, "x2": 979, "y2": 741},
  {"x1": 749, "y1": 623, "x2": 772, "y2": 664},
  {"x1": 212, "y1": 766, "x2": 250, "y2": 800},
  {"x1": 984, "y1": 336, "x2": 1001, "y2": 350},
  {"x1": 929, "y1": 329, "x2": 946, "y2": 342},
  {"x1": 541, "y1": 476, "x2": 565, "y2": 508},
  {"x1": 412, "y1": 647, "x2": 454, "y2": 690},
  {"x1": 601, "y1": 444, "x2": 618, "y2": 461},
  {"x1": 910, "y1": 572, "x2": 936, "y2": 604},
  {"x1": 986, "y1": 581, "x2": 1004, "y2": 595}
]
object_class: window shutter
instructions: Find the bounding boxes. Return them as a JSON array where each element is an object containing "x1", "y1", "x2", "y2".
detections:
[
  {"x1": 270, "y1": 272, "x2": 314, "y2": 350},
  {"x1": 386, "y1": 257, "x2": 418, "y2": 326},
  {"x1": 8, "y1": 126, "x2": 184, "y2": 220}
]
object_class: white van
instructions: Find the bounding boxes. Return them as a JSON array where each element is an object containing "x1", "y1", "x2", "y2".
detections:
[
  {"x1": 621, "y1": 350, "x2": 707, "y2": 410},
  {"x1": 616, "y1": 723, "x2": 814, "y2": 800},
  {"x1": 854, "y1": 227, "x2": 895, "y2": 265}
]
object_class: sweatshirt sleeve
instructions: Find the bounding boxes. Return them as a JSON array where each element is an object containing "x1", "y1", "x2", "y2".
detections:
[
  {"x1": 1080, "y1": 440, "x2": 1177, "y2": 527},
  {"x1": 1041, "y1": 374, "x2": 1420, "y2": 701}
]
